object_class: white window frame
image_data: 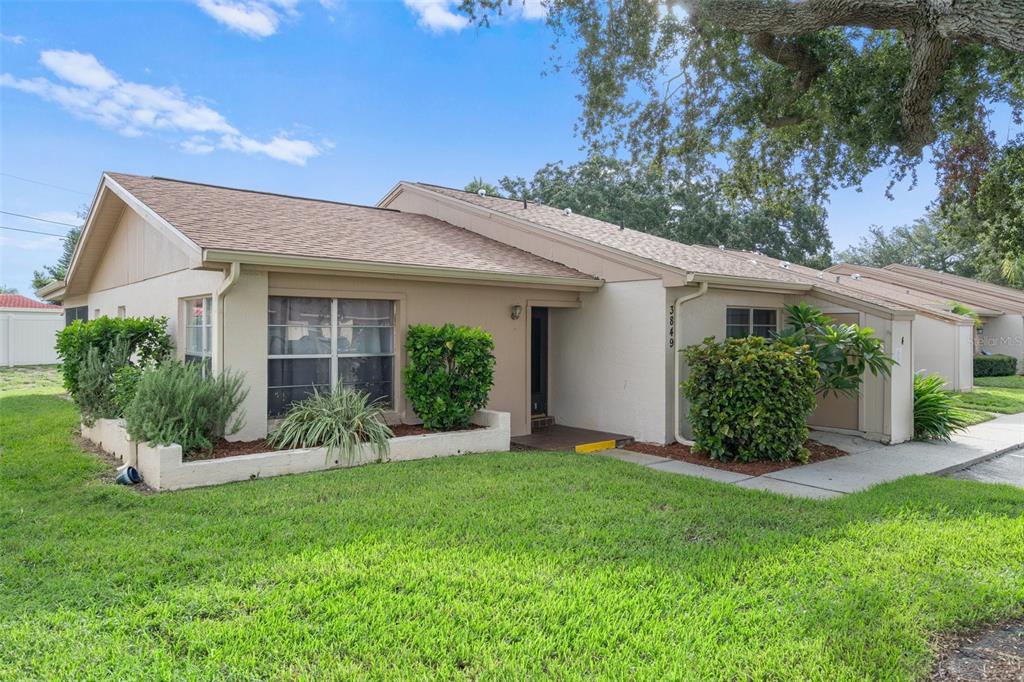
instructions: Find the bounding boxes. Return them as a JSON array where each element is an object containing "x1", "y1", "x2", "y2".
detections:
[
  {"x1": 725, "y1": 307, "x2": 779, "y2": 339},
  {"x1": 267, "y1": 296, "x2": 396, "y2": 416},
  {"x1": 183, "y1": 296, "x2": 213, "y2": 376}
]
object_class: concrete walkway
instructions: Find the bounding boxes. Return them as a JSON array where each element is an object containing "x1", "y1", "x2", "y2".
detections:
[{"x1": 597, "y1": 411, "x2": 1024, "y2": 499}]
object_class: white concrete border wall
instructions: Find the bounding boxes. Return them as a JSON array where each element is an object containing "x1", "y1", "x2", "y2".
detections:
[
  {"x1": 85, "y1": 410, "x2": 510, "y2": 491},
  {"x1": 0, "y1": 310, "x2": 63, "y2": 366}
]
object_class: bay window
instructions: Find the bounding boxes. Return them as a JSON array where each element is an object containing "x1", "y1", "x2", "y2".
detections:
[
  {"x1": 184, "y1": 296, "x2": 213, "y2": 375},
  {"x1": 726, "y1": 307, "x2": 778, "y2": 339},
  {"x1": 268, "y1": 296, "x2": 395, "y2": 416}
]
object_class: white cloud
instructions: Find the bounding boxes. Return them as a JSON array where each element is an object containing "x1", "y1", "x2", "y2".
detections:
[
  {"x1": 403, "y1": 0, "x2": 469, "y2": 32},
  {"x1": 39, "y1": 50, "x2": 117, "y2": 89},
  {"x1": 194, "y1": 0, "x2": 300, "y2": 38},
  {"x1": 1, "y1": 34, "x2": 26, "y2": 45},
  {"x1": 403, "y1": 0, "x2": 546, "y2": 33},
  {"x1": 2, "y1": 50, "x2": 321, "y2": 165}
]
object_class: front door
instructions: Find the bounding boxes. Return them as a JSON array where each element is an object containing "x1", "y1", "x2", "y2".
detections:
[{"x1": 531, "y1": 307, "x2": 548, "y2": 415}]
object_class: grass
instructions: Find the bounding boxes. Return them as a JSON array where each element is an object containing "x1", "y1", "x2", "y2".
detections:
[
  {"x1": 946, "y1": 373, "x2": 1024, "y2": 424},
  {"x1": 2, "y1": 394, "x2": 1024, "y2": 680},
  {"x1": 975, "y1": 375, "x2": 1024, "y2": 390},
  {"x1": 0, "y1": 364, "x2": 63, "y2": 397}
]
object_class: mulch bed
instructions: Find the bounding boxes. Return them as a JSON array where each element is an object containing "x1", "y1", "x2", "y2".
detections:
[
  {"x1": 390, "y1": 423, "x2": 483, "y2": 437},
  {"x1": 624, "y1": 439, "x2": 848, "y2": 476},
  {"x1": 186, "y1": 424, "x2": 484, "y2": 461},
  {"x1": 931, "y1": 618, "x2": 1024, "y2": 681}
]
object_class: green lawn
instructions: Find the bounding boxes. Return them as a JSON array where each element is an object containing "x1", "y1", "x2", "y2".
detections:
[
  {"x1": 0, "y1": 364, "x2": 63, "y2": 397},
  {"x1": 2, "y1": 393, "x2": 1024, "y2": 680},
  {"x1": 948, "y1": 373, "x2": 1024, "y2": 424}
]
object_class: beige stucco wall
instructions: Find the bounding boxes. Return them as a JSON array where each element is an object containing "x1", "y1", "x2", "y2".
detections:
[
  {"x1": 548, "y1": 279, "x2": 668, "y2": 443},
  {"x1": 265, "y1": 270, "x2": 580, "y2": 438},
  {"x1": 88, "y1": 208, "x2": 192, "y2": 292},
  {"x1": 669, "y1": 287, "x2": 913, "y2": 444},
  {"x1": 910, "y1": 315, "x2": 974, "y2": 392},
  {"x1": 980, "y1": 314, "x2": 1024, "y2": 373},
  {"x1": 384, "y1": 190, "x2": 660, "y2": 283}
]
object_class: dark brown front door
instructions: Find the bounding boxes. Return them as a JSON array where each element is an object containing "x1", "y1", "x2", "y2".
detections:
[{"x1": 531, "y1": 307, "x2": 548, "y2": 415}]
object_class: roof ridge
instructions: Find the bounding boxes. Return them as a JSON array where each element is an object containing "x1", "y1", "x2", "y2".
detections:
[{"x1": 109, "y1": 172, "x2": 402, "y2": 213}]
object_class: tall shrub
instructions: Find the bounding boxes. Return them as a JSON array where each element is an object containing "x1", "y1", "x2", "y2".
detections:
[
  {"x1": 775, "y1": 303, "x2": 895, "y2": 396},
  {"x1": 682, "y1": 336, "x2": 819, "y2": 462},
  {"x1": 56, "y1": 316, "x2": 173, "y2": 397},
  {"x1": 76, "y1": 341, "x2": 130, "y2": 425},
  {"x1": 124, "y1": 362, "x2": 247, "y2": 455},
  {"x1": 404, "y1": 323, "x2": 496, "y2": 430}
]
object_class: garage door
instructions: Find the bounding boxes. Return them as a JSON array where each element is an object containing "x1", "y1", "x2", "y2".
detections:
[{"x1": 807, "y1": 312, "x2": 860, "y2": 431}]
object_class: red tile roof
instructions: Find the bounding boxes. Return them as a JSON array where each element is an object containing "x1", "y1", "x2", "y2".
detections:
[{"x1": 0, "y1": 294, "x2": 61, "y2": 310}]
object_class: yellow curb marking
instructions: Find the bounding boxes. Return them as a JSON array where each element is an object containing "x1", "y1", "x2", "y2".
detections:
[{"x1": 575, "y1": 439, "x2": 617, "y2": 454}]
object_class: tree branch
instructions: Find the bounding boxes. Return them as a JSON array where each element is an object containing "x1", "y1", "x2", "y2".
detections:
[
  {"x1": 900, "y1": 28, "x2": 953, "y2": 155},
  {"x1": 748, "y1": 32, "x2": 827, "y2": 127}
]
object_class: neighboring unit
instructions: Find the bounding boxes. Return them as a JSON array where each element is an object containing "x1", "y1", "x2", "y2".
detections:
[
  {"x1": 827, "y1": 263, "x2": 1024, "y2": 376},
  {"x1": 42, "y1": 173, "x2": 991, "y2": 449},
  {"x1": 0, "y1": 294, "x2": 63, "y2": 367}
]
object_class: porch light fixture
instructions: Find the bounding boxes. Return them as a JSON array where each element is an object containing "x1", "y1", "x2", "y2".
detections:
[{"x1": 510, "y1": 304, "x2": 523, "y2": 320}]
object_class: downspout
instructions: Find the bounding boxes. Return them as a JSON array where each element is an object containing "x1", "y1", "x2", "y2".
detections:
[
  {"x1": 673, "y1": 280, "x2": 709, "y2": 445},
  {"x1": 215, "y1": 262, "x2": 241, "y2": 374}
]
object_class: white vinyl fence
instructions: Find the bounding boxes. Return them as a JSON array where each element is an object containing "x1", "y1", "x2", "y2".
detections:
[{"x1": 0, "y1": 310, "x2": 63, "y2": 366}]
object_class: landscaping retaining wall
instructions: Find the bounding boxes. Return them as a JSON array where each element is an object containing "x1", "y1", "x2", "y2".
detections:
[
  {"x1": 80, "y1": 418, "x2": 137, "y2": 466},
  {"x1": 88, "y1": 410, "x2": 511, "y2": 491}
]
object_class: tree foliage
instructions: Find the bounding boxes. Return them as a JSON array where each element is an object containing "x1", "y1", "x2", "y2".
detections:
[
  {"x1": 461, "y1": 0, "x2": 1024, "y2": 224},
  {"x1": 464, "y1": 177, "x2": 501, "y2": 196},
  {"x1": 502, "y1": 155, "x2": 833, "y2": 266},
  {"x1": 32, "y1": 204, "x2": 87, "y2": 292},
  {"x1": 833, "y1": 212, "x2": 972, "y2": 275},
  {"x1": 775, "y1": 303, "x2": 895, "y2": 397}
]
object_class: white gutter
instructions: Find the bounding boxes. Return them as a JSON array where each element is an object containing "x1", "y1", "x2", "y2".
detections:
[
  {"x1": 215, "y1": 262, "x2": 241, "y2": 374},
  {"x1": 673, "y1": 280, "x2": 709, "y2": 446}
]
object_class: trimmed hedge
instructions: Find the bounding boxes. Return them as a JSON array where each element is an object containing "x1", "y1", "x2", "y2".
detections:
[
  {"x1": 974, "y1": 354, "x2": 1018, "y2": 377},
  {"x1": 682, "y1": 336, "x2": 819, "y2": 463},
  {"x1": 56, "y1": 316, "x2": 173, "y2": 398},
  {"x1": 404, "y1": 323, "x2": 495, "y2": 431}
]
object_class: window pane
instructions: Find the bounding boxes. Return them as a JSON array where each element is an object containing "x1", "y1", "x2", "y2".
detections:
[
  {"x1": 186, "y1": 298, "x2": 205, "y2": 327},
  {"x1": 205, "y1": 324, "x2": 212, "y2": 355},
  {"x1": 268, "y1": 385, "x2": 329, "y2": 417},
  {"x1": 752, "y1": 309, "x2": 776, "y2": 327},
  {"x1": 338, "y1": 356, "x2": 393, "y2": 406},
  {"x1": 268, "y1": 326, "x2": 332, "y2": 355},
  {"x1": 268, "y1": 357, "x2": 331, "y2": 388},
  {"x1": 268, "y1": 296, "x2": 331, "y2": 326},
  {"x1": 726, "y1": 308, "x2": 750, "y2": 326},
  {"x1": 752, "y1": 326, "x2": 775, "y2": 339},
  {"x1": 337, "y1": 326, "x2": 393, "y2": 354},
  {"x1": 203, "y1": 297, "x2": 213, "y2": 325},
  {"x1": 338, "y1": 299, "x2": 393, "y2": 327},
  {"x1": 186, "y1": 326, "x2": 205, "y2": 355},
  {"x1": 726, "y1": 325, "x2": 749, "y2": 339}
]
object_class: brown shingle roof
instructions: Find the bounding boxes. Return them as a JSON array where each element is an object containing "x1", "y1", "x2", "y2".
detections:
[
  {"x1": 411, "y1": 183, "x2": 823, "y2": 284},
  {"x1": 884, "y1": 264, "x2": 1024, "y2": 306},
  {"x1": 105, "y1": 173, "x2": 594, "y2": 282}
]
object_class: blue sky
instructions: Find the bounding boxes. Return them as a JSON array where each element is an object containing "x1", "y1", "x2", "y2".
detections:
[{"x1": 1, "y1": 1, "x2": 1015, "y2": 296}]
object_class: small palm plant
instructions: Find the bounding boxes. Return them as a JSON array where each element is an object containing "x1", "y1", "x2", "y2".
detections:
[
  {"x1": 913, "y1": 372, "x2": 971, "y2": 441},
  {"x1": 268, "y1": 387, "x2": 393, "y2": 464}
]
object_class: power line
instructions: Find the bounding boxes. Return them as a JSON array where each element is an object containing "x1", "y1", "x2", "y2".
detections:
[
  {"x1": 0, "y1": 210, "x2": 79, "y2": 228},
  {"x1": 0, "y1": 173, "x2": 90, "y2": 196},
  {"x1": 0, "y1": 225, "x2": 68, "y2": 239}
]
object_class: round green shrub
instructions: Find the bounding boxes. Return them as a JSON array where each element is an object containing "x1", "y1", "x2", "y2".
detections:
[
  {"x1": 403, "y1": 323, "x2": 496, "y2": 431},
  {"x1": 682, "y1": 336, "x2": 819, "y2": 463}
]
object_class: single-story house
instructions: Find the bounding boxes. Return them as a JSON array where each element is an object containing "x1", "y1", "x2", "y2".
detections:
[
  {"x1": 0, "y1": 294, "x2": 63, "y2": 367},
  {"x1": 42, "y1": 172, "x2": 980, "y2": 447},
  {"x1": 826, "y1": 263, "x2": 1024, "y2": 375}
]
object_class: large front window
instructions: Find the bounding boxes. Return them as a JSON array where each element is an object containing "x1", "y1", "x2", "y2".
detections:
[
  {"x1": 184, "y1": 296, "x2": 213, "y2": 375},
  {"x1": 726, "y1": 307, "x2": 778, "y2": 339},
  {"x1": 267, "y1": 296, "x2": 395, "y2": 416}
]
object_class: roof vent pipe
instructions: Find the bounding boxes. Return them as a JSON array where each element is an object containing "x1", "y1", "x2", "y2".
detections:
[
  {"x1": 563, "y1": 207, "x2": 572, "y2": 215},
  {"x1": 835, "y1": 275, "x2": 841, "y2": 283},
  {"x1": 779, "y1": 261, "x2": 791, "y2": 269},
  {"x1": 851, "y1": 273, "x2": 862, "y2": 280},
  {"x1": 477, "y1": 188, "x2": 486, "y2": 196},
  {"x1": 718, "y1": 244, "x2": 725, "y2": 250}
]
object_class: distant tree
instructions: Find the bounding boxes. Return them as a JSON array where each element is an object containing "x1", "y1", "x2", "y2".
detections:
[
  {"x1": 939, "y1": 141, "x2": 1024, "y2": 288},
  {"x1": 464, "y1": 177, "x2": 501, "y2": 197},
  {"x1": 0, "y1": 285, "x2": 18, "y2": 294},
  {"x1": 833, "y1": 213, "x2": 971, "y2": 274},
  {"x1": 31, "y1": 205, "x2": 87, "y2": 292},
  {"x1": 501, "y1": 155, "x2": 834, "y2": 267}
]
